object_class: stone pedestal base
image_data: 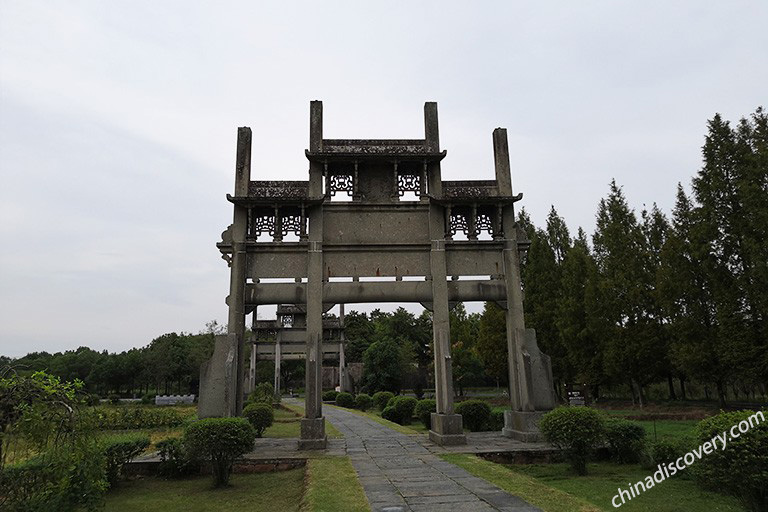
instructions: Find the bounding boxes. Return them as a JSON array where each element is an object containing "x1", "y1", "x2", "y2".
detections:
[
  {"x1": 298, "y1": 417, "x2": 327, "y2": 450},
  {"x1": 502, "y1": 410, "x2": 544, "y2": 442},
  {"x1": 428, "y1": 413, "x2": 467, "y2": 446}
]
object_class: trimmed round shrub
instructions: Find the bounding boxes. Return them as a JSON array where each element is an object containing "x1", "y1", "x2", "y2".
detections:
[
  {"x1": 381, "y1": 406, "x2": 401, "y2": 424},
  {"x1": 373, "y1": 391, "x2": 395, "y2": 411},
  {"x1": 102, "y1": 433, "x2": 150, "y2": 483},
  {"x1": 641, "y1": 438, "x2": 691, "y2": 470},
  {"x1": 604, "y1": 417, "x2": 646, "y2": 463},
  {"x1": 488, "y1": 409, "x2": 505, "y2": 431},
  {"x1": 387, "y1": 396, "x2": 417, "y2": 425},
  {"x1": 156, "y1": 437, "x2": 199, "y2": 477},
  {"x1": 693, "y1": 410, "x2": 768, "y2": 511},
  {"x1": 184, "y1": 417, "x2": 256, "y2": 486},
  {"x1": 322, "y1": 390, "x2": 339, "y2": 402},
  {"x1": 247, "y1": 382, "x2": 275, "y2": 405},
  {"x1": 335, "y1": 392, "x2": 355, "y2": 408},
  {"x1": 355, "y1": 393, "x2": 373, "y2": 411},
  {"x1": 415, "y1": 399, "x2": 436, "y2": 429},
  {"x1": 242, "y1": 402, "x2": 274, "y2": 437},
  {"x1": 455, "y1": 399, "x2": 492, "y2": 432},
  {"x1": 539, "y1": 406, "x2": 605, "y2": 475}
]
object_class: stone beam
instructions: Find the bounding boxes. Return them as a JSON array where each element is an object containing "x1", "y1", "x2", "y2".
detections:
[{"x1": 243, "y1": 279, "x2": 506, "y2": 305}]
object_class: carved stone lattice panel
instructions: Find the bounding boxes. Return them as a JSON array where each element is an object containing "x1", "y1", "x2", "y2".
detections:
[
  {"x1": 329, "y1": 173, "x2": 354, "y2": 196},
  {"x1": 449, "y1": 206, "x2": 472, "y2": 237},
  {"x1": 249, "y1": 208, "x2": 276, "y2": 238},
  {"x1": 398, "y1": 173, "x2": 421, "y2": 196},
  {"x1": 281, "y1": 315, "x2": 294, "y2": 328},
  {"x1": 280, "y1": 207, "x2": 303, "y2": 237},
  {"x1": 476, "y1": 206, "x2": 494, "y2": 236}
]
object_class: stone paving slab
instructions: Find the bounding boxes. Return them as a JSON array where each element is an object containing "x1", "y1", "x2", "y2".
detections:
[{"x1": 319, "y1": 402, "x2": 541, "y2": 512}]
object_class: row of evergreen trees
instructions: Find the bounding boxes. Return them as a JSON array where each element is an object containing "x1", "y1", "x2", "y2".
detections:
[{"x1": 515, "y1": 107, "x2": 767, "y2": 407}]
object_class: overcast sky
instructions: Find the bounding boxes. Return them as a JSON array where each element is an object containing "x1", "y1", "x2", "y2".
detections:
[{"x1": 1, "y1": 1, "x2": 766, "y2": 358}]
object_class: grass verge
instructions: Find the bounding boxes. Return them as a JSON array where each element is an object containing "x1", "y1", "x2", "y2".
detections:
[
  {"x1": 514, "y1": 462, "x2": 744, "y2": 512},
  {"x1": 441, "y1": 454, "x2": 600, "y2": 512},
  {"x1": 301, "y1": 457, "x2": 370, "y2": 511},
  {"x1": 103, "y1": 469, "x2": 304, "y2": 511}
]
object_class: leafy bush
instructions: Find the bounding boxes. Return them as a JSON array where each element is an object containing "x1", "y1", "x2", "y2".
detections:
[
  {"x1": 242, "y1": 402, "x2": 274, "y2": 437},
  {"x1": 247, "y1": 382, "x2": 276, "y2": 405},
  {"x1": 322, "y1": 390, "x2": 338, "y2": 402},
  {"x1": 539, "y1": 406, "x2": 605, "y2": 475},
  {"x1": 381, "y1": 406, "x2": 401, "y2": 424},
  {"x1": 0, "y1": 444, "x2": 107, "y2": 512},
  {"x1": 85, "y1": 393, "x2": 101, "y2": 406},
  {"x1": 387, "y1": 396, "x2": 417, "y2": 425},
  {"x1": 184, "y1": 417, "x2": 256, "y2": 487},
  {"x1": 693, "y1": 410, "x2": 768, "y2": 512},
  {"x1": 108, "y1": 394, "x2": 121, "y2": 405},
  {"x1": 641, "y1": 437, "x2": 691, "y2": 470},
  {"x1": 335, "y1": 392, "x2": 355, "y2": 408},
  {"x1": 373, "y1": 391, "x2": 394, "y2": 411},
  {"x1": 455, "y1": 399, "x2": 491, "y2": 432},
  {"x1": 488, "y1": 409, "x2": 505, "y2": 431},
  {"x1": 415, "y1": 399, "x2": 436, "y2": 429},
  {"x1": 604, "y1": 417, "x2": 646, "y2": 463},
  {"x1": 355, "y1": 393, "x2": 373, "y2": 411},
  {"x1": 156, "y1": 437, "x2": 199, "y2": 477},
  {"x1": 102, "y1": 434, "x2": 150, "y2": 484},
  {"x1": 140, "y1": 393, "x2": 154, "y2": 405},
  {"x1": 96, "y1": 406, "x2": 185, "y2": 430}
]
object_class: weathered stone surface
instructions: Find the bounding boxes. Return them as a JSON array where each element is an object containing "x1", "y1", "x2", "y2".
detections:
[
  {"x1": 154, "y1": 394, "x2": 194, "y2": 406},
  {"x1": 198, "y1": 334, "x2": 237, "y2": 418},
  {"x1": 429, "y1": 413, "x2": 467, "y2": 446},
  {"x1": 298, "y1": 417, "x2": 327, "y2": 450},
  {"x1": 502, "y1": 410, "x2": 545, "y2": 442}
]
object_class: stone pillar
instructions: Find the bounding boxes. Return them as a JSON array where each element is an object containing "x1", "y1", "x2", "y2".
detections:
[
  {"x1": 247, "y1": 342, "x2": 256, "y2": 395},
  {"x1": 300, "y1": 112, "x2": 327, "y2": 449},
  {"x1": 274, "y1": 332, "x2": 282, "y2": 401},
  {"x1": 425, "y1": 103, "x2": 465, "y2": 446},
  {"x1": 338, "y1": 304, "x2": 348, "y2": 392},
  {"x1": 228, "y1": 127, "x2": 251, "y2": 416},
  {"x1": 495, "y1": 127, "x2": 554, "y2": 442}
]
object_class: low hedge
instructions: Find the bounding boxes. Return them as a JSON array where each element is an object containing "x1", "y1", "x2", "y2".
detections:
[
  {"x1": 102, "y1": 434, "x2": 150, "y2": 484},
  {"x1": 604, "y1": 417, "x2": 646, "y2": 463},
  {"x1": 335, "y1": 392, "x2": 355, "y2": 408},
  {"x1": 96, "y1": 406, "x2": 186, "y2": 430},
  {"x1": 242, "y1": 402, "x2": 274, "y2": 437},
  {"x1": 387, "y1": 396, "x2": 417, "y2": 425},
  {"x1": 373, "y1": 391, "x2": 394, "y2": 411},
  {"x1": 693, "y1": 410, "x2": 767, "y2": 512},
  {"x1": 539, "y1": 406, "x2": 605, "y2": 475},
  {"x1": 355, "y1": 393, "x2": 373, "y2": 411},
  {"x1": 184, "y1": 417, "x2": 256, "y2": 487},
  {"x1": 455, "y1": 399, "x2": 491, "y2": 432},
  {"x1": 488, "y1": 409, "x2": 505, "y2": 431},
  {"x1": 415, "y1": 399, "x2": 436, "y2": 429},
  {"x1": 156, "y1": 437, "x2": 199, "y2": 477},
  {"x1": 322, "y1": 390, "x2": 339, "y2": 402}
]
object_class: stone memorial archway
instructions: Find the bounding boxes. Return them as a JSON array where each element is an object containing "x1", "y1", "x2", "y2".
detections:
[{"x1": 199, "y1": 102, "x2": 556, "y2": 449}]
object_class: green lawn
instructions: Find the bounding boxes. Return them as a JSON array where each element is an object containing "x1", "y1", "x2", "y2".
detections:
[
  {"x1": 301, "y1": 457, "x2": 369, "y2": 511},
  {"x1": 103, "y1": 470, "x2": 305, "y2": 511},
  {"x1": 103, "y1": 457, "x2": 369, "y2": 512},
  {"x1": 267, "y1": 404, "x2": 344, "y2": 439},
  {"x1": 443, "y1": 454, "x2": 745, "y2": 512},
  {"x1": 514, "y1": 462, "x2": 744, "y2": 512}
]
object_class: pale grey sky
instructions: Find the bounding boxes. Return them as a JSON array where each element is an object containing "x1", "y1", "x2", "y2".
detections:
[{"x1": 1, "y1": 1, "x2": 766, "y2": 357}]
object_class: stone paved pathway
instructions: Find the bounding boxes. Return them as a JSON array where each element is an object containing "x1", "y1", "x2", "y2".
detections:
[{"x1": 322, "y1": 404, "x2": 540, "y2": 512}]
